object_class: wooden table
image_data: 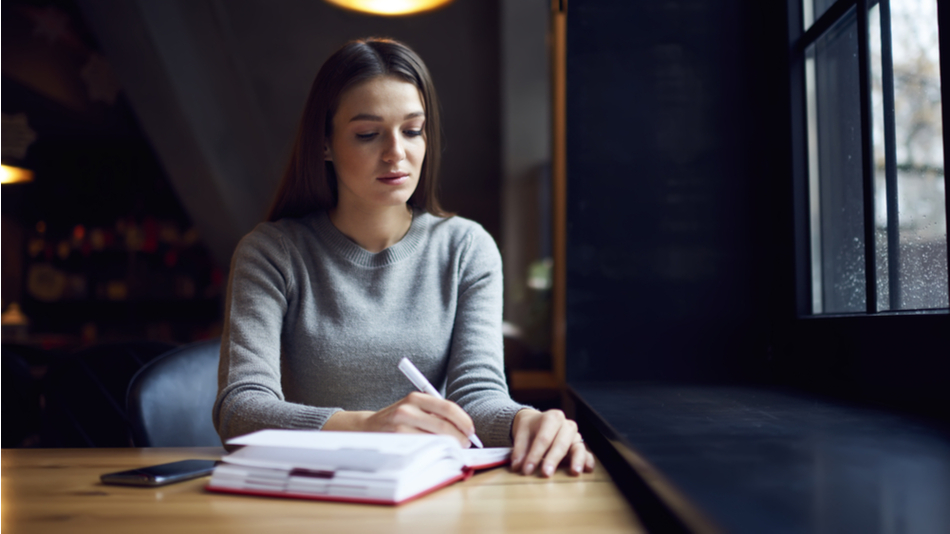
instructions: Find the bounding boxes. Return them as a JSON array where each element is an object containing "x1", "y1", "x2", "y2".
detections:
[{"x1": 2, "y1": 447, "x2": 643, "y2": 533}]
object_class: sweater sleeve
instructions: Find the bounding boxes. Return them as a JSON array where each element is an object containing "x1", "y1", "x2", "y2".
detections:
[
  {"x1": 443, "y1": 226, "x2": 531, "y2": 447},
  {"x1": 212, "y1": 227, "x2": 341, "y2": 444}
]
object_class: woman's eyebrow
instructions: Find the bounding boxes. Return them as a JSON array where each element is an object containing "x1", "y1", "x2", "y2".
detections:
[{"x1": 348, "y1": 111, "x2": 425, "y2": 122}]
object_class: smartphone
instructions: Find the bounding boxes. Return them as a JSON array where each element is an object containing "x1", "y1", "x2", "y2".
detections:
[{"x1": 100, "y1": 459, "x2": 218, "y2": 487}]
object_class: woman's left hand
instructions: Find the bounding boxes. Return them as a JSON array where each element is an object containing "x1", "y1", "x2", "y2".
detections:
[{"x1": 510, "y1": 408, "x2": 595, "y2": 477}]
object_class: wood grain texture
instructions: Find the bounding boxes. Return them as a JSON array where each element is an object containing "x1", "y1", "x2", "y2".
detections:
[{"x1": 2, "y1": 447, "x2": 642, "y2": 534}]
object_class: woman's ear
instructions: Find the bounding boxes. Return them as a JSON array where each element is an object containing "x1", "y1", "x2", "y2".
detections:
[{"x1": 324, "y1": 144, "x2": 332, "y2": 162}]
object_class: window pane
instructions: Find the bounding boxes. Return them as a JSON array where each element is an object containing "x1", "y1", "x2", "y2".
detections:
[
  {"x1": 804, "y1": 0, "x2": 840, "y2": 30},
  {"x1": 870, "y1": 0, "x2": 949, "y2": 310},
  {"x1": 808, "y1": 8, "x2": 867, "y2": 314},
  {"x1": 891, "y1": 0, "x2": 948, "y2": 309}
]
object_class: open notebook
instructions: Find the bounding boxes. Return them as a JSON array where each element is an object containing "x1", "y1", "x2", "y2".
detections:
[{"x1": 206, "y1": 430, "x2": 511, "y2": 505}]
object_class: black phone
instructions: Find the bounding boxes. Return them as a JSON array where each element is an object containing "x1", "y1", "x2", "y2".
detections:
[{"x1": 100, "y1": 459, "x2": 218, "y2": 487}]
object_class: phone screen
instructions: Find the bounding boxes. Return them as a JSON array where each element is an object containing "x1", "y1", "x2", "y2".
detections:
[{"x1": 100, "y1": 459, "x2": 217, "y2": 487}]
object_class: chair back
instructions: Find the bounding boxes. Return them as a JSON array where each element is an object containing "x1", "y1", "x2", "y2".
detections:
[{"x1": 127, "y1": 338, "x2": 221, "y2": 447}]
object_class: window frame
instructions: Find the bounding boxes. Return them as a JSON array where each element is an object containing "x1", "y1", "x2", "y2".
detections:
[
  {"x1": 782, "y1": 0, "x2": 950, "y2": 421},
  {"x1": 789, "y1": 0, "x2": 950, "y2": 316}
]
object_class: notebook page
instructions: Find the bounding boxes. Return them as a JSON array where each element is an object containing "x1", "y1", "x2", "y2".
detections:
[
  {"x1": 461, "y1": 447, "x2": 511, "y2": 469},
  {"x1": 227, "y1": 430, "x2": 458, "y2": 455}
]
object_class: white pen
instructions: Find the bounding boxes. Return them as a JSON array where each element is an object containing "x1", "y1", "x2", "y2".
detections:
[{"x1": 397, "y1": 357, "x2": 484, "y2": 448}]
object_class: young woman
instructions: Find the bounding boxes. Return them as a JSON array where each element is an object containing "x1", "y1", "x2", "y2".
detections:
[{"x1": 213, "y1": 38, "x2": 593, "y2": 477}]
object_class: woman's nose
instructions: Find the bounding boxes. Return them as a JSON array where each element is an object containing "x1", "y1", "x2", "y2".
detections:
[{"x1": 382, "y1": 133, "x2": 406, "y2": 163}]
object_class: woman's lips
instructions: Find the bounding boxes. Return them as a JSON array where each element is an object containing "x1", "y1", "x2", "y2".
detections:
[{"x1": 377, "y1": 172, "x2": 409, "y2": 185}]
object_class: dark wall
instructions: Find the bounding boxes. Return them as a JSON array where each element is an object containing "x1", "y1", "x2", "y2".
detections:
[{"x1": 565, "y1": 0, "x2": 790, "y2": 383}]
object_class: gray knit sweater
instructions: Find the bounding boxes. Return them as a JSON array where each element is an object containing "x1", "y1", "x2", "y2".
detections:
[{"x1": 213, "y1": 210, "x2": 527, "y2": 447}]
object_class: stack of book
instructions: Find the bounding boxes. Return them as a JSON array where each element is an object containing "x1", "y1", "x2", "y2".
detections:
[{"x1": 206, "y1": 430, "x2": 511, "y2": 505}]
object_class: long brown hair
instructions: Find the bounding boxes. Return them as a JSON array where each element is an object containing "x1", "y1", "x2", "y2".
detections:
[{"x1": 267, "y1": 38, "x2": 449, "y2": 221}]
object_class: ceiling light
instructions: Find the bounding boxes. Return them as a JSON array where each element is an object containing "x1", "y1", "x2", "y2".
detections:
[
  {"x1": 1, "y1": 164, "x2": 34, "y2": 184},
  {"x1": 325, "y1": 0, "x2": 453, "y2": 16}
]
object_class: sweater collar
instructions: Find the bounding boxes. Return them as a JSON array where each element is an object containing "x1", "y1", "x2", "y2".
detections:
[{"x1": 313, "y1": 209, "x2": 430, "y2": 267}]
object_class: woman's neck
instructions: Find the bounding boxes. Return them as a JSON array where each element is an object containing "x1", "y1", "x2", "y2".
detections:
[{"x1": 328, "y1": 203, "x2": 414, "y2": 253}]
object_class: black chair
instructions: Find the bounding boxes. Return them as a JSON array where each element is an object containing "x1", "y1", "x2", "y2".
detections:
[{"x1": 127, "y1": 338, "x2": 222, "y2": 447}]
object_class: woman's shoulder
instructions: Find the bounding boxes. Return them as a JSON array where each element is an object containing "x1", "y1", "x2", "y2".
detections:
[
  {"x1": 235, "y1": 213, "x2": 322, "y2": 258},
  {"x1": 423, "y1": 212, "x2": 494, "y2": 245},
  {"x1": 420, "y1": 212, "x2": 500, "y2": 261}
]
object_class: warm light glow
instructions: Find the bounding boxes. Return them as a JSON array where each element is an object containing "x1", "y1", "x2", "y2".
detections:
[
  {"x1": 1, "y1": 165, "x2": 34, "y2": 184},
  {"x1": 324, "y1": 0, "x2": 453, "y2": 16}
]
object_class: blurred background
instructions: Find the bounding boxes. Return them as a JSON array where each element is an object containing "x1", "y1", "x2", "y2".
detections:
[{"x1": 2, "y1": 0, "x2": 558, "y2": 446}]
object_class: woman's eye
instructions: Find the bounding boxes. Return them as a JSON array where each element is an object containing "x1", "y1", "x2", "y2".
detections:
[
  {"x1": 404, "y1": 130, "x2": 423, "y2": 138},
  {"x1": 356, "y1": 133, "x2": 377, "y2": 141}
]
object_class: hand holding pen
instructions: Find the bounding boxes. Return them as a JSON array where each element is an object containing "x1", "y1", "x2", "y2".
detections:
[
  {"x1": 323, "y1": 357, "x2": 482, "y2": 448},
  {"x1": 398, "y1": 358, "x2": 483, "y2": 448}
]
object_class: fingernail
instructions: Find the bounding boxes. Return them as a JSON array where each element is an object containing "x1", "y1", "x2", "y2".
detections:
[
  {"x1": 512, "y1": 456, "x2": 522, "y2": 467},
  {"x1": 543, "y1": 464, "x2": 554, "y2": 477},
  {"x1": 524, "y1": 463, "x2": 534, "y2": 474},
  {"x1": 573, "y1": 463, "x2": 582, "y2": 474}
]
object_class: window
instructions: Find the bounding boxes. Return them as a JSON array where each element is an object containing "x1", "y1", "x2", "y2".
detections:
[{"x1": 796, "y1": 0, "x2": 949, "y2": 314}]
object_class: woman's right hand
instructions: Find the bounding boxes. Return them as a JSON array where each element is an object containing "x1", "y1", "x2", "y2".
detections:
[{"x1": 323, "y1": 392, "x2": 475, "y2": 447}]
